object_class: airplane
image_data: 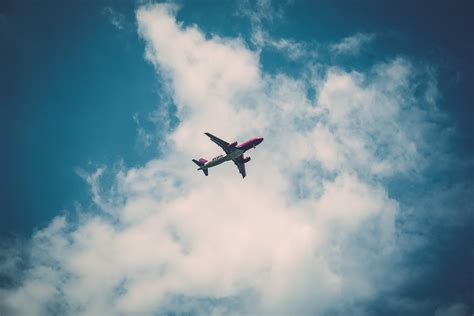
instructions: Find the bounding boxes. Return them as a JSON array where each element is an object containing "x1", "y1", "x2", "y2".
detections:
[{"x1": 192, "y1": 132, "x2": 264, "y2": 178}]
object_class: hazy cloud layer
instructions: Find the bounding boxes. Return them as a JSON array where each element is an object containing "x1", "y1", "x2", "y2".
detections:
[{"x1": 0, "y1": 3, "x2": 470, "y2": 315}]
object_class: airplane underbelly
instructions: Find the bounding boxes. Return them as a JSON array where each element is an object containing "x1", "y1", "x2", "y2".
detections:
[
  {"x1": 205, "y1": 157, "x2": 226, "y2": 168},
  {"x1": 229, "y1": 149, "x2": 244, "y2": 159},
  {"x1": 204, "y1": 150, "x2": 243, "y2": 169}
]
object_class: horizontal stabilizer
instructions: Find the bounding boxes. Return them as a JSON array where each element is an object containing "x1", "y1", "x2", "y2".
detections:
[{"x1": 192, "y1": 159, "x2": 209, "y2": 176}]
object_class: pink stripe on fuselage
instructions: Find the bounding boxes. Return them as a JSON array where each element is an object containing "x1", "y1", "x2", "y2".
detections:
[{"x1": 236, "y1": 137, "x2": 259, "y2": 149}]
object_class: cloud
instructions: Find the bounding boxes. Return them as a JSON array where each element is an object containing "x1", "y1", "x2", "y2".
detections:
[
  {"x1": 102, "y1": 6, "x2": 126, "y2": 30},
  {"x1": 330, "y1": 32, "x2": 375, "y2": 55},
  {"x1": 237, "y1": 0, "x2": 285, "y2": 28},
  {"x1": 265, "y1": 37, "x2": 311, "y2": 60},
  {"x1": 0, "y1": 3, "x2": 469, "y2": 316},
  {"x1": 133, "y1": 113, "x2": 154, "y2": 149},
  {"x1": 237, "y1": 0, "x2": 312, "y2": 61}
]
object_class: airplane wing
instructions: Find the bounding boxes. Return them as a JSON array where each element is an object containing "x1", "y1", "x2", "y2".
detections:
[
  {"x1": 205, "y1": 132, "x2": 231, "y2": 154},
  {"x1": 233, "y1": 155, "x2": 247, "y2": 178}
]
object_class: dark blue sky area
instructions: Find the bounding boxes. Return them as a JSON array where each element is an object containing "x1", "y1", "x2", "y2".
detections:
[
  {"x1": 1, "y1": 1, "x2": 159, "y2": 237},
  {"x1": 1, "y1": 0, "x2": 473, "y2": 239}
]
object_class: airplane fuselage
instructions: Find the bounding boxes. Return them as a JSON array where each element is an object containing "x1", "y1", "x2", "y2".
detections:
[
  {"x1": 193, "y1": 134, "x2": 263, "y2": 178},
  {"x1": 199, "y1": 149, "x2": 245, "y2": 169},
  {"x1": 198, "y1": 137, "x2": 263, "y2": 170}
]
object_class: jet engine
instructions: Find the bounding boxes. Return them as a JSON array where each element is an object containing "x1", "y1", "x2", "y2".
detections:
[
  {"x1": 243, "y1": 157, "x2": 251, "y2": 163},
  {"x1": 228, "y1": 141, "x2": 238, "y2": 148}
]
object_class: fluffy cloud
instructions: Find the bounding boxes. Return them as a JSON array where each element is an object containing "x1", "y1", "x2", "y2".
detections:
[{"x1": 0, "y1": 3, "x2": 463, "y2": 315}]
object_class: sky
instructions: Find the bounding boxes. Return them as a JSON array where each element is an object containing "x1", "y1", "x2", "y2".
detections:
[{"x1": 0, "y1": 0, "x2": 473, "y2": 315}]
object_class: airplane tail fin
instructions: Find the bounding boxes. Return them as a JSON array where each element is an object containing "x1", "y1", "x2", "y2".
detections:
[{"x1": 192, "y1": 158, "x2": 209, "y2": 176}]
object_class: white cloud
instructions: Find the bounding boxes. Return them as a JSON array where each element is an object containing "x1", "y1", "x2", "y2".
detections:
[
  {"x1": 237, "y1": 0, "x2": 284, "y2": 29},
  {"x1": 266, "y1": 37, "x2": 310, "y2": 60},
  {"x1": 102, "y1": 7, "x2": 126, "y2": 30},
  {"x1": 0, "y1": 4, "x2": 445, "y2": 315},
  {"x1": 330, "y1": 32, "x2": 375, "y2": 55},
  {"x1": 133, "y1": 113, "x2": 154, "y2": 149},
  {"x1": 237, "y1": 0, "x2": 313, "y2": 61}
]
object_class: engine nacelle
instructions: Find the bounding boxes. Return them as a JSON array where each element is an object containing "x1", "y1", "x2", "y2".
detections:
[
  {"x1": 228, "y1": 141, "x2": 238, "y2": 148},
  {"x1": 243, "y1": 157, "x2": 251, "y2": 163}
]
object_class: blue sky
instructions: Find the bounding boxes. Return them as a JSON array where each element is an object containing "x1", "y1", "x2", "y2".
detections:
[{"x1": 1, "y1": 1, "x2": 473, "y2": 315}]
